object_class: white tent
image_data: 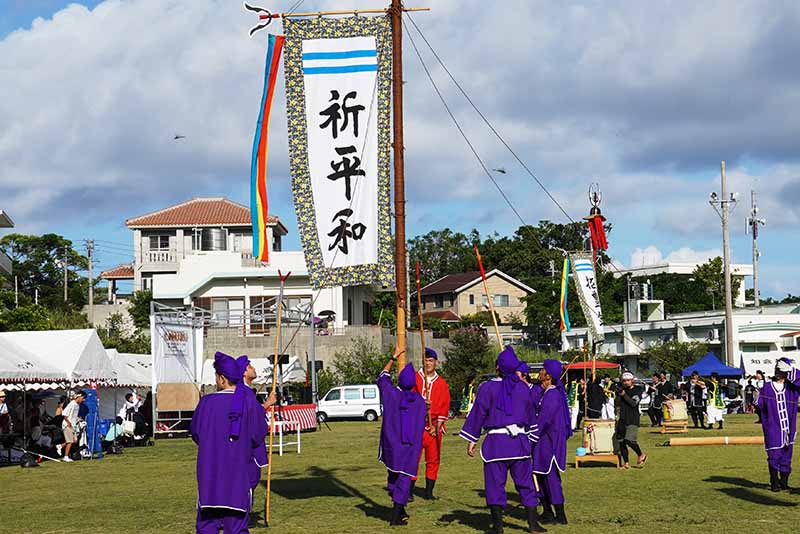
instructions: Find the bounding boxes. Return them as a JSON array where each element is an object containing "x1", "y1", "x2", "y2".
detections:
[
  {"x1": 201, "y1": 356, "x2": 307, "y2": 386},
  {"x1": 99, "y1": 349, "x2": 153, "y2": 419},
  {"x1": 0, "y1": 336, "x2": 66, "y2": 383},
  {"x1": 0, "y1": 329, "x2": 115, "y2": 383}
]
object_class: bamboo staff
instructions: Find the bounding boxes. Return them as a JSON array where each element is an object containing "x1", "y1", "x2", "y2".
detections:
[
  {"x1": 415, "y1": 261, "x2": 433, "y2": 429},
  {"x1": 265, "y1": 271, "x2": 290, "y2": 526},
  {"x1": 474, "y1": 246, "x2": 503, "y2": 349}
]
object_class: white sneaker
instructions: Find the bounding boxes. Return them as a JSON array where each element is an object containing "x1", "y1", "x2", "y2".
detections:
[{"x1": 63, "y1": 457, "x2": 74, "y2": 462}]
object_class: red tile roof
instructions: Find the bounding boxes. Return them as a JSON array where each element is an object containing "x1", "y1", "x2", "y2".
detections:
[
  {"x1": 126, "y1": 198, "x2": 287, "y2": 233},
  {"x1": 420, "y1": 272, "x2": 481, "y2": 296},
  {"x1": 422, "y1": 310, "x2": 461, "y2": 322},
  {"x1": 100, "y1": 264, "x2": 134, "y2": 280}
]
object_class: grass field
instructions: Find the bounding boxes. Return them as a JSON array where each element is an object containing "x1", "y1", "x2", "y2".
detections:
[{"x1": 2, "y1": 414, "x2": 799, "y2": 533}]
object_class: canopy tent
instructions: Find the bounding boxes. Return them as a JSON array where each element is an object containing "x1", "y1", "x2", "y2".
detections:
[
  {"x1": 565, "y1": 361, "x2": 620, "y2": 370},
  {"x1": 0, "y1": 336, "x2": 66, "y2": 383},
  {"x1": 682, "y1": 352, "x2": 743, "y2": 378},
  {"x1": 0, "y1": 329, "x2": 115, "y2": 384},
  {"x1": 201, "y1": 356, "x2": 306, "y2": 386},
  {"x1": 107, "y1": 349, "x2": 152, "y2": 387}
]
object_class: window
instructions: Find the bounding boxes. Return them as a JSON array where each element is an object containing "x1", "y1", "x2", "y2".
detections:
[
  {"x1": 284, "y1": 296, "x2": 312, "y2": 313},
  {"x1": 469, "y1": 294, "x2": 474, "y2": 305},
  {"x1": 494, "y1": 294, "x2": 510, "y2": 307},
  {"x1": 363, "y1": 388, "x2": 377, "y2": 399},
  {"x1": 149, "y1": 235, "x2": 170, "y2": 250},
  {"x1": 273, "y1": 234, "x2": 282, "y2": 252},
  {"x1": 434, "y1": 295, "x2": 444, "y2": 309},
  {"x1": 742, "y1": 343, "x2": 772, "y2": 353},
  {"x1": 344, "y1": 389, "x2": 360, "y2": 400},
  {"x1": 325, "y1": 389, "x2": 341, "y2": 401}
]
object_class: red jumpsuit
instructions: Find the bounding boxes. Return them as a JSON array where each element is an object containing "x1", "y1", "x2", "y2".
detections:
[{"x1": 413, "y1": 370, "x2": 451, "y2": 481}]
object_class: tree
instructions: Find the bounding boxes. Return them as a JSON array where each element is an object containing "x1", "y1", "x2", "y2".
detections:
[
  {"x1": 0, "y1": 304, "x2": 52, "y2": 331},
  {"x1": 0, "y1": 233, "x2": 89, "y2": 309},
  {"x1": 98, "y1": 312, "x2": 150, "y2": 353},
  {"x1": 316, "y1": 368, "x2": 337, "y2": 398},
  {"x1": 330, "y1": 337, "x2": 389, "y2": 386},
  {"x1": 442, "y1": 326, "x2": 495, "y2": 399},
  {"x1": 369, "y1": 291, "x2": 396, "y2": 329},
  {"x1": 129, "y1": 290, "x2": 153, "y2": 332},
  {"x1": 640, "y1": 340, "x2": 708, "y2": 377},
  {"x1": 693, "y1": 257, "x2": 742, "y2": 310},
  {"x1": 408, "y1": 229, "x2": 481, "y2": 286}
]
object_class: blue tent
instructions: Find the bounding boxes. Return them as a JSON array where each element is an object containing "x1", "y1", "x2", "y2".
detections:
[{"x1": 682, "y1": 352, "x2": 743, "y2": 378}]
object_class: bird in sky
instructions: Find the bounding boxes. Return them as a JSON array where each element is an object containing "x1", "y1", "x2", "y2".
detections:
[
  {"x1": 174, "y1": 134, "x2": 186, "y2": 140},
  {"x1": 492, "y1": 167, "x2": 507, "y2": 174}
]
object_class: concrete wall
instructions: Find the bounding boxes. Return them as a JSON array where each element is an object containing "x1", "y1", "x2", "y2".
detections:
[{"x1": 201, "y1": 325, "x2": 451, "y2": 371}]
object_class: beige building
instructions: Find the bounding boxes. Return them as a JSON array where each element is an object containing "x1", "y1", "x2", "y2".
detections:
[{"x1": 417, "y1": 269, "x2": 534, "y2": 324}]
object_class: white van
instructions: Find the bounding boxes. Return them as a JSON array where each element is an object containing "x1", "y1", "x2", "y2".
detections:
[{"x1": 317, "y1": 384, "x2": 382, "y2": 422}]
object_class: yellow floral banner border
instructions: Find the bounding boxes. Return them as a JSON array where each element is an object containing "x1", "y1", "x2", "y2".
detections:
[{"x1": 284, "y1": 16, "x2": 394, "y2": 290}]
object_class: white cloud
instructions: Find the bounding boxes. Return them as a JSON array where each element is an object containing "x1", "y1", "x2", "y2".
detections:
[{"x1": 627, "y1": 245, "x2": 722, "y2": 267}]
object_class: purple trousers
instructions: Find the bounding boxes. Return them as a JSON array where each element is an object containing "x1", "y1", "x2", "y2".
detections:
[
  {"x1": 767, "y1": 445, "x2": 794, "y2": 474},
  {"x1": 196, "y1": 507, "x2": 249, "y2": 534},
  {"x1": 387, "y1": 470, "x2": 413, "y2": 505},
  {"x1": 483, "y1": 459, "x2": 538, "y2": 508},
  {"x1": 535, "y1": 470, "x2": 565, "y2": 505}
]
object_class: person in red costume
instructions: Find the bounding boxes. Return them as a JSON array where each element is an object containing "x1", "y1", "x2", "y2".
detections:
[{"x1": 411, "y1": 348, "x2": 451, "y2": 501}]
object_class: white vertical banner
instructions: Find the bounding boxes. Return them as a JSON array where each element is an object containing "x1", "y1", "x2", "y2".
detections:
[
  {"x1": 151, "y1": 317, "x2": 197, "y2": 384},
  {"x1": 303, "y1": 36, "x2": 379, "y2": 268},
  {"x1": 570, "y1": 253, "x2": 605, "y2": 342},
  {"x1": 285, "y1": 16, "x2": 394, "y2": 290}
]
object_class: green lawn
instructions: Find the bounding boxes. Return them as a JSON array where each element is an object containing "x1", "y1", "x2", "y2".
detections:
[{"x1": 2, "y1": 414, "x2": 799, "y2": 533}]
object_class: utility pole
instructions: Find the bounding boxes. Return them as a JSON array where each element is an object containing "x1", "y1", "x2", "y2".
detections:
[
  {"x1": 709, "y1": 161, "x2": 737, "y2": 366},
  {"x1": 14, "y1": 275, "x2": 18, "y2": 307},
  {"x1": 64, "y1": 246, "x2": 69, "y2": 303},
  {"x1": 87, "y1": 239, "x2": 95, "y2": 325},
  {"x1": 747, "y1": 190, "x2": 766, "y2": 307},
  {"x1": 391, "y1": 0, "x2": 408, "y2": 368}
]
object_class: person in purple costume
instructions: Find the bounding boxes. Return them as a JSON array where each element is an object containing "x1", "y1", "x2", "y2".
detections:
[
  {"x1": 190, "y1": 352, "x2": 269, "y2": 534},
  {"x1": 238, "y1": 355, "x2": 276, "y2": 499},
  {"x1": 460, "y1": 346, "x2": 546, "y2": 534},
  {"x1": 757, "y1": 357, "x2": 800, "y2": 492},
  {"x1": 377, "y1": 348, "x2": 427, "y2": 526},
  {"x1": 531, "y1": 359, "x2": 571, "y2": 525}
]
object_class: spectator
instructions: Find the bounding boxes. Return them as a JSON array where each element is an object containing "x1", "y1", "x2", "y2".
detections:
[
  {"x1": 754, "y1": 370, "x2": 765, "y2": 423},
  {"x1": 61, "y1": 391, "x2": 85, "y2": 462},
  {"x1": 0, "y1": 390, "x2": 9, "y2": 433},
  {"x1": 118, "y1": 393, "x2": 143, "y2": 420},
  {"x1": 744, "y1": 380, "x2": 756, "y2": 414},
  {"x1": 586, "y1": 377, "x2": 605, "y2": 419},
  {"x1": 615, "y1": 372, "x2": 647, "y2": 470},
  {"x1": 646, "y1": 374, "x2": 661, "y2": 427}
]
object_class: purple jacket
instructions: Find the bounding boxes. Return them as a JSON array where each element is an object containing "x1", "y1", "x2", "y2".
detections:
[
  {"x1": 459, "y1": 378, "x2": 538, "y2": 462},
  {"x1": 191, "y1": 389, "x2": 268, "y2": 512},
  {"x1": 757, "y1": 367, "x2": 800, "y2": 450},
  {"x1": 531, "y1": 384, "x2": 568, "y2": 473},
  {"x1": 377, "y1": 371, "x2": 427, "y2": 476}
]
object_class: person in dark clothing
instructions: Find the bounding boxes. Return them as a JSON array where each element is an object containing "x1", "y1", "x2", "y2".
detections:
[
  {"x1": 659, "y1": 373, "x2": 674, "y2": 400},
  {"x1": 586, "y1": 378, "x2": 605, "y2": 420},
  {"x1": 646, "y1": 374, "x2": 661, "y2": 427},
  {"x1": 744, "y1": 380, "x2": 756, "y2": 414},
  {"x1": 576, "y1": 378, "x2": 586, "y2": 430},
  {"x1": 683, "y1": 372, "x2": 707, "y2": 428},
  {"x1": 615, "y1": 372, "x2": 647, "y2": 470}
]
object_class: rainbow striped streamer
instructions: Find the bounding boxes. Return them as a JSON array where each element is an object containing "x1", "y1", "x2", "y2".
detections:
[
  {"x1": 250, "y1": 33, "x2": 285, "y2": 263},
  {"x1": 559, "y1": 257, "x2": 571, "y2": 332}
]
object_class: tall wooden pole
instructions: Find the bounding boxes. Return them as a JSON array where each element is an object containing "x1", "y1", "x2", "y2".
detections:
[
  {"x1": 266, "y1": 271, "x2": 289, "y2": 526},
  {"x1": 391, "y1": 0, "x2": 408, "y2": 369},
  {"x1": 474, "y1": 246, "x2": 503, "y2": 349}
]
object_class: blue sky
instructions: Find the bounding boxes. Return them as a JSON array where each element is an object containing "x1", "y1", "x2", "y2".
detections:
[{"x1": 2, "y1": 1, "x2": 800, "y2": 298}]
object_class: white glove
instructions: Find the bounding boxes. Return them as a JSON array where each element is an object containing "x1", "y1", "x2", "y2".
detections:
[{"x1": 777, "y1": 360, "x2": 793, "y2": 373}]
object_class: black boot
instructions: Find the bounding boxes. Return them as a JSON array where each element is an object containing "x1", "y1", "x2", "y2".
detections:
[
  {"x1": 489, "y1": 505, "x2": 504, "y2": 534},
  {"x1": 539, "y1": 494, "x2": 555, "y2": 525},
  {"x1": 424, "y1": 478, "x2": 438, "y2": 500},
  {"x1": 526, "y1": 506, "x2": 547, "y2": 533},
  {"x1": 554, "y1": 504, "x2": 568, "y2": 525},
  {"x1": 389, "y1": 503, "x2": 409, "y2": 526},
  {"x1": 408, "y1": 479, "x2": 415, "y2": 502},
  {"x1": 718, "y1": 421, "x2": 723, "y2": 430},
  {"x1": 770, "y1": 468, "x2": 781, "y2": 492},
  {"x1": 779, "y1": 471, "x2": 790, "y2": 491}
]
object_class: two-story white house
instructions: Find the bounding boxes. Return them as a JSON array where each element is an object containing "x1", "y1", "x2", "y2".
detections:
[{"x1": 103, "y1": 197, "x2": 374, "y2": 328}]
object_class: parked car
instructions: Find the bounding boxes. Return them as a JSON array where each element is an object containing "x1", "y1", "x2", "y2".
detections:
[{"x1": 317, "y1": 384, "x2": 382, "y2": 422}]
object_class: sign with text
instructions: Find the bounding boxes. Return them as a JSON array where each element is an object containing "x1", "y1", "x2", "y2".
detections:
[
  {"x1": 285, "y1": 16, "x2": 393, "y2": 289},
  {"x1": 570, "y1": 253, "x2": 605, "y2": 342}
]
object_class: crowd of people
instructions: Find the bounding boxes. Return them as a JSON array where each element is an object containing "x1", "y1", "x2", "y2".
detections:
[{"x1": 0, "y1": 388, "x2": 152, "y2": 465}]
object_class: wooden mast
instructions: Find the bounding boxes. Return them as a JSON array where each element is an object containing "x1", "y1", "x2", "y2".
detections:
[{"x1": 391, "y1": 0, "x2": 408, "y2": 368}]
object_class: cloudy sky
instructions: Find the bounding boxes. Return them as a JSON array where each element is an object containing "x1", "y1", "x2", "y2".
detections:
[{"x1": 2, "y1": 1, "x2": 800, "y2": 297}]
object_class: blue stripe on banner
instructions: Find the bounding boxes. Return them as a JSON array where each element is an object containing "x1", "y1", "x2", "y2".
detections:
[
  {"x1": 302, "y1": 49, "x2": 376, "y2": 61},
  {"x1": 575, "y1": 267, "x2": 594, "y2": 272},
  {"x1": 303, "y1": 64, "x2": 378, "y2": 75}
]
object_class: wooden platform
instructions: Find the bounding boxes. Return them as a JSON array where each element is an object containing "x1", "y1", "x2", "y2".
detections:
[
  {"x1": 661, "y1": 420, "x2": 689, "y2": 434},
  {"x1": 575, "y1": 453, "x2": 620, "y2": 469}
]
